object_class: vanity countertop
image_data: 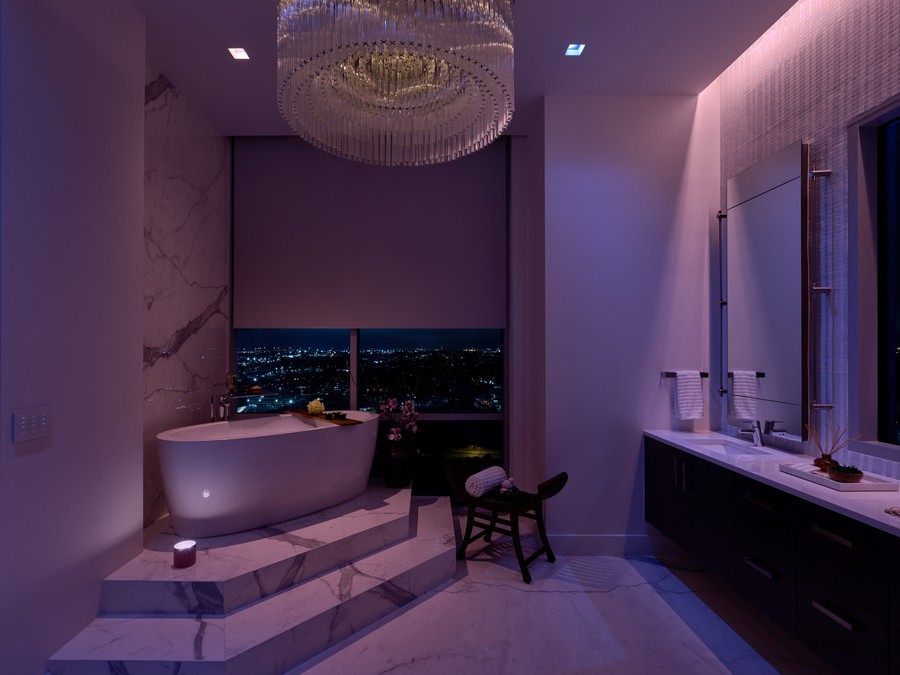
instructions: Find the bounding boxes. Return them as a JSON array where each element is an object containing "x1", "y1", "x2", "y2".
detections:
[{"x1": 645, "y1": 429, "x2": 900, "y2": 537}]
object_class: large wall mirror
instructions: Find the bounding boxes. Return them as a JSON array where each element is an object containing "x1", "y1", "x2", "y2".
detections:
[{"x1": 725, "y1": 140, "x2": 808, "y2": 439}]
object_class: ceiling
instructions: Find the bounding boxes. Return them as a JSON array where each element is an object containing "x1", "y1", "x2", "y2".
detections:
[{"x1": 132, "y1": 0, "x2": 798, "y2": 137}]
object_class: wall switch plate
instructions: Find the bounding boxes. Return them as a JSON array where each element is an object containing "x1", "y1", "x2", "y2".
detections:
[{"x1": 12, "y1": 406, "x2": 52, "y2": 444}]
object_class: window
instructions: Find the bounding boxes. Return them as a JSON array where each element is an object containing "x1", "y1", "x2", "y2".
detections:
[
  {"x1": 877, "y1": 115, "x2": 900, "y2": 443},
  {"x1": 235, "y1": 329, "x2": 350, "y2": 413},
  {"x1": 358, "y1": 329, "x2": 503, "y2": 413},
  {"x1": 233, "y1": 328, "x2": 505, "y2": 487}
]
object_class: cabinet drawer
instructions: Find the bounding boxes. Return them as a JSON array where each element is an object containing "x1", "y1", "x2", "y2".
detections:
[
  {"x1": 686, "y1": 519, "x2": 736, "y2": 587},
  {"x1": 643, "y1": 438, "x2": 687, "y2": 546},
  {"x1": 686, "y1": 458, "x2": 734, "y2": 525},
  {"x1": 734, "y1": 476, "x2": 798, "y2": 564},
  {"x1": 797, "y1": 501, "x2": 890, "y2": 619},
  {"x1": 735, "y1": 538, "x2": 796, "y2": 636},
  {"x1": 798, "y1": 574, "x2": 889, "y2": 674}
]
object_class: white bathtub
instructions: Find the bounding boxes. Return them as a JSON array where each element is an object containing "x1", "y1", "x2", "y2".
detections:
[{"x1": 157, "y1": 412, "x2": 379, "y2": 537}]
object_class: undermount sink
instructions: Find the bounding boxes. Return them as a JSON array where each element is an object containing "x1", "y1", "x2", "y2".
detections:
[{"x1": 691, "y1": 439, "x2": 771, "y2": 456}]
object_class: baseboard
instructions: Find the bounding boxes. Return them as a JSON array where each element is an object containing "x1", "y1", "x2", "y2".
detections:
[{"x1": 548, "y1": 533, "x2": 655, "y2": 557}]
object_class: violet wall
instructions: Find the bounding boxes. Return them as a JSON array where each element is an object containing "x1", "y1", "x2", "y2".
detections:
[
  {"x1": 0, "y1": 1, "x2": 145, "y2": 672},
  {"x1": 143, "y1": 71, "x2": 231, "y2": 526},
  {"x1": 542, "y1": 88, "x2": 721, "y2": 554}
]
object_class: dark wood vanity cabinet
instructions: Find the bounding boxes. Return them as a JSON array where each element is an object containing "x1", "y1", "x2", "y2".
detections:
[
  {"x1": 797, "y1": 575, "x2": 890, "y2": 674},
  {"x1": 644, "y1": 435, "x2": 898, "y2": 674},
  {"x1": 733, "y1": 476, "x2": 801, "y2": 634},
  {"x1": 644, "y1": 437, "x2": 736, "y2": 584},
  {"x1": 734, "y1": 476, "x2": 798, "y2": 563},
  {"x1": 644, "y1": 437, "x2": 688, "y2": 548},
  {"x1": 796, "y1": 501, "x2": 890, "y2": 619},
  {"x1": 795, "y1": 502, "x2": 892, "y2": 673},
  {"x1": 684, "y1": 455, "x2": 737, "y2": 585}
]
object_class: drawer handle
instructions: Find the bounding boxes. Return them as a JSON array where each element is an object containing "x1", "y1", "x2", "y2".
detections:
[
  {"x1": 811, "y1": 524, "x2": 853, "y2": 549},
  {"x1": 742, "y1": 493, "x2": 774, "y2": 512},
  {"x1": 743, "y1": 556, "x2": 775, "y2": 580},
  {"x1": 811, "y1": 600, "x2": 855, "y2": 632}
]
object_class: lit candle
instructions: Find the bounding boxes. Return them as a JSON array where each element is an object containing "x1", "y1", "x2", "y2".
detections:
[{"x1": 173, "y1": 540, "x2": 197, "y2": 569}]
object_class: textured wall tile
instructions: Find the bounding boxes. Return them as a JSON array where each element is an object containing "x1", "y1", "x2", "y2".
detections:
[{"x1": 721, "y1": 0, "x2": 900, "y2": 449}]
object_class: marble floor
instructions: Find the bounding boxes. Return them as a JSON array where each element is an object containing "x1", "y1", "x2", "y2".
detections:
[{"x1": 291, "y1": 515, "x2": 836, "y2": 675}]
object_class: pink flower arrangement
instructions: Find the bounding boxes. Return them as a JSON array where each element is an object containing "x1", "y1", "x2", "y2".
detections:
[{"x1": 380, "y1": 398, "x2": 418, "y2": 443}]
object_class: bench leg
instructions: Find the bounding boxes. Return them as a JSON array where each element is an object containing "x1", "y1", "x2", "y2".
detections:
[
  {"x1": 535, "y1": 506, "x2": 555, "y2": 564},
  {"x1": 510, "y1": 514, "x2": 532, "y2": 584},
  {"x1": 483, "y1": 510, "x2": 499, "y2": 542}
]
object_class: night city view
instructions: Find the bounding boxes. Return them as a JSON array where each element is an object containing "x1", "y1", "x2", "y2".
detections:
[
  {"x1": 234, "y1": 329, "x2": 503, "y2": 415},
  {"x1": 234, "y1": 330, "x2": 504, "y2": 491}
]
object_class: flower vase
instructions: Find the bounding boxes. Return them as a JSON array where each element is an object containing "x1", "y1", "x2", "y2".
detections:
[{"x1": 380, "y1": 442, "x2": 417, "y2": 488}]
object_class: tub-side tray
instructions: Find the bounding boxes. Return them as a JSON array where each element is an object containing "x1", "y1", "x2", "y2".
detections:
[{"x1": 287, "y1": 410, "x2": 363, "y2": 425}]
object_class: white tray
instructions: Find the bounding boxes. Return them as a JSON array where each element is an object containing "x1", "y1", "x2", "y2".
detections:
[{"x1": 779, "y1": 462, "x2": 899, "y2": 492}]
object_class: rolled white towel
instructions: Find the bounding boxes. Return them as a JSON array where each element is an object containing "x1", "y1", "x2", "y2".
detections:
[{"x1": 465, "y1": 466, "x2": 507, "y2": 497}]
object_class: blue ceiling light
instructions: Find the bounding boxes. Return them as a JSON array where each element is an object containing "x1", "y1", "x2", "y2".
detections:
[{"x1": 565, "y1": 43, "x2": 586, "y2": 56}]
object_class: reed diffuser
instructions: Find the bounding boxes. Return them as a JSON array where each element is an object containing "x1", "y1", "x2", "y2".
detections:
[{"x1": 807, "y1": 424, "x2": 860, "y2": 471}]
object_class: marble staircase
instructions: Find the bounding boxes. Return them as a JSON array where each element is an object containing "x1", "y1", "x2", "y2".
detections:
[{"x1": 48, "y1": 488, "x2": 457, "y2": 674}]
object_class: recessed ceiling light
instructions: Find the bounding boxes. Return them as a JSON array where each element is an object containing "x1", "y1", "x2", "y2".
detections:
[
  {"x1": 228, "y1": 47, "x2": 250, "y2": 60},
  {"x1": 565, "y1": 44, "x2": 586, "y2": 57}
]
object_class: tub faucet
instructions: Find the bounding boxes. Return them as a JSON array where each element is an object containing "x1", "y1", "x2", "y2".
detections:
[
  {"x1": 211, "y1": 394, "x2": 232, "y2": 422},
  {"x1": 213, "y1": 392, "x2": 272, "y2": 421}
]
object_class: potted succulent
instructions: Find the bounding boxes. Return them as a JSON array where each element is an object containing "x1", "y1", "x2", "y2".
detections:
[{"x1": 826, "y1": 464, "x2": 864, "y2": 483}]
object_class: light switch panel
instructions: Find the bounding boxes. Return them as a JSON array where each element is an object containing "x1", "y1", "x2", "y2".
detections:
[{"x1": 12, "y1": 406, "x2": 52, "y2": 444}]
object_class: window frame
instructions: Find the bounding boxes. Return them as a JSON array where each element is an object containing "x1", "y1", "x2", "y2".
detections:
[{"x1": 848, "y1": 94, "x2": 900, "y2": 457}]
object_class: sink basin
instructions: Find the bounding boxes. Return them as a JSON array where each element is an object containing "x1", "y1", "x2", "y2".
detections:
[{"x1": 691, "y1": 439, "x2": 770, "y2": 456}]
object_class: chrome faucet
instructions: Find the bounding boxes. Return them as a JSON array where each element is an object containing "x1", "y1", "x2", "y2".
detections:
[
  {"x1": 738, "y1": 419, "x2": 763, "y2": 446},
  {"x1": 752, "y1": 421, "x2": 762, "y2": 447}
]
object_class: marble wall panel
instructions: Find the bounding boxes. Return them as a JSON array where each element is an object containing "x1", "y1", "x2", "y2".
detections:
[{"x1": 143, "y1": 70, "x2": 231, "y2": 526}]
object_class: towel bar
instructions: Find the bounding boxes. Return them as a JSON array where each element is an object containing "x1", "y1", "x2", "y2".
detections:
[
  {"x1": 727, "y1": 371, "x2": 765, "y2": 378},
  {"x1": 662, "y1": 371, "x2": 708, "y2": 378}
]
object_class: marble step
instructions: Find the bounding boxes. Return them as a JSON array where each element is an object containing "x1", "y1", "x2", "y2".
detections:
[
  {"x1": 48, "y1": 497, "x2": 457, "y2": 675},
  {"x1": 102, "y1": 487, "x2": 413, "y2": 615}
]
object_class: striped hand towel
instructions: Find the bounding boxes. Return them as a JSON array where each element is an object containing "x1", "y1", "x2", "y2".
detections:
[
  {"x1": 465, "y1": 466, "x2": 508, "y2": 497},
  {"x1": 730, "y1": 370, "x2": 758, "y2": 418},
  {"x1": 674, "y1": 370, "x2": 703, "y2": 420}
]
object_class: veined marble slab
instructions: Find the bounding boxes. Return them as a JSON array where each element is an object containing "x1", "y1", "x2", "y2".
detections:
[
  {"x1": 48, "y1": 497, "x2": 456, "y2": 675},
  {"x1": 102, "y1": 487, "x2": 411, "y2": 615}
]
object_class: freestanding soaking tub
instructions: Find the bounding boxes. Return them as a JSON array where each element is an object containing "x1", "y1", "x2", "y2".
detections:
[{"x1": 156, "y1": 411, "x2": 379, "y2": 537}]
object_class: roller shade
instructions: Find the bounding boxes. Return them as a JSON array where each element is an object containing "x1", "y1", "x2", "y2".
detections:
[{"x1": 233, "y1": 137, "x2": 507, "y2": 329}]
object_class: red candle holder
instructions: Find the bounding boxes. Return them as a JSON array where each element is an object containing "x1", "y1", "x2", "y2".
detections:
[{"x1": 173, "y1": 540, "x2": 197, "y2": 569}]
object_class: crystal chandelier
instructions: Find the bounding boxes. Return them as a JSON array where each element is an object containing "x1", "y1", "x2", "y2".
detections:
[{"x1": 276, "y1": 0, "x2": 515, "y2": 166}]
